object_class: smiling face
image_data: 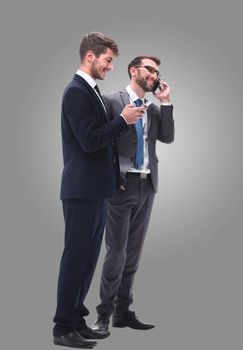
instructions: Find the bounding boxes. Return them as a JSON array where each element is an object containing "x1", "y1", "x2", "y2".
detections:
[
  {"x1": 133, "y1": 58, "x2": 161, "y2": 92},
  {"x1": 89, "y1": 48, "x2": 115, "y2": 80}
]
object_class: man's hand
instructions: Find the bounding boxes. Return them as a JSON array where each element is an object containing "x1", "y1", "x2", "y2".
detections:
[
  {"x1": 153, "y1": 80, "x2": 171, "y2": 103},
  {"x1": 121, "y1": 104, "x2": 146, "y2": 124}
]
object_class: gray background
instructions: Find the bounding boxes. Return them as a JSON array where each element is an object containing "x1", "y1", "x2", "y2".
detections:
[{"x1": 1, "y1": 0, "x2": 242, "y2": 349}]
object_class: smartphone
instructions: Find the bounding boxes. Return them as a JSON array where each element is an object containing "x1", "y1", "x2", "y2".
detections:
[{"x1": 152, "y1": 79, "x2": 162, "y2": 94}]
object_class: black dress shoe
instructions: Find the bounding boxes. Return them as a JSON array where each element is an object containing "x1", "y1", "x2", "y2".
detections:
[
  {"x1": 112, "y1": 311, "x2": 155, "y2": 330},
  {"x1": 91, "y1": 314, "x2": 110, "y2": 337},
  {"x1": 53, "y1": 331, "x2": 97, "y2": 348},
  {"x1": 78, "y1": 322, "x2": 109, "y2": 339}
]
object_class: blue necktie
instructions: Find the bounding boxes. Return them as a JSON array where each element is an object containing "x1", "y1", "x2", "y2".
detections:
[{"x1": 134, "y1": 98, "x2": 144, "y2": 169}]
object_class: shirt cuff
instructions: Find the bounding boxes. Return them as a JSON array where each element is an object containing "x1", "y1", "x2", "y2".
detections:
[
  {"x1": 120, "y1": 113, "x2": 128, "y2": 124},
  {"x1": 161, "y1": 102, "x2": 172, "y2": 106}
]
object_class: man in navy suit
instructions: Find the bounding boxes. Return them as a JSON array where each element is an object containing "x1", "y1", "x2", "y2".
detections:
[{"x1": 53, "y1": 32, "x2": 146, "y2": 348}]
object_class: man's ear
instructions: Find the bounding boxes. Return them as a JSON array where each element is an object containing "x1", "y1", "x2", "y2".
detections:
[
  {"x1": 86, "y1": 50, "x2": 96, "y2": 63},
  {"x1": 130, "y1": 67, "x2": 137, "y2": 78}
]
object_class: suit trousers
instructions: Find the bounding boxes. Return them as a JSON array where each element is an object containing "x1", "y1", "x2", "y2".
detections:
[
  {"x1": 97, "y1": 173, "x2": 155, "y2": 316},
  {"x1": 53, "y1": 198, "x2": 107, "y2": 336}
]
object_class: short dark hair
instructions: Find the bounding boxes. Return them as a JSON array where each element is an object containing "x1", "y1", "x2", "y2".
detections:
[
  {"x1": 79, "y1": 32, "x2": 119, "y2": 61},
  {"x1": 127, "y1": 56, "x2": 161, "y2": 78}
]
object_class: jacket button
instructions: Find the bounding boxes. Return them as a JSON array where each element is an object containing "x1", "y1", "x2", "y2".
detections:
[{"x1": 113, "y1": 158, "x2": 117, "y2": 163}]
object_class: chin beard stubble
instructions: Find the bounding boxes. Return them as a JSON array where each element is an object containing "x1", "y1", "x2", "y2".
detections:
[{"x1": 136, "y1": 76, "x2": 154, "y2": 92}]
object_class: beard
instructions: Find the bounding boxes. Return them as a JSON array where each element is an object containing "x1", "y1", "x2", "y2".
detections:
[
  {"x1": 90, "y1": 60, "x2": 103, "y2": 80},
  {"x1": 136, "y1": 75, "x2": 155, "y2": 92}
]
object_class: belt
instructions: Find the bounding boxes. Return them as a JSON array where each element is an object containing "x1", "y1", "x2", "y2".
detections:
[{"x1": 126, "y1": 172, "x2": 150, "y2": 180}]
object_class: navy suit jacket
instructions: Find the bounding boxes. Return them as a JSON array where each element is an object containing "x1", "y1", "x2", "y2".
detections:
[{"x1": 60, "y1": 74, "x2": 128, "y2": 199}]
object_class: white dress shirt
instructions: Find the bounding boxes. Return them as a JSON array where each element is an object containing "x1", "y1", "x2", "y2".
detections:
[{"x1": 126, "y1": 85, "x2": 151, "y2": 174}]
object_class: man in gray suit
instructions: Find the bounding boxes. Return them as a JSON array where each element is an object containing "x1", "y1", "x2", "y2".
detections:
[{"x1": 92, "y1": 56, "x2": 174, "y2": 336}]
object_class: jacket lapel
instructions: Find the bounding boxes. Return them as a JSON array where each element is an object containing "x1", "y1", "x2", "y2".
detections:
[
  {"x1": 119, "y1": 89, "x2": 130, "y2": 106},
  {"x1": 147, "y1": 106, "x2": 152, "y2": 131},
  {"x1": 73, "y1": 74, "x2": 108, "y2": 122},
  {"x1": 119, "y1": 89, "x2": 137, "y2": 133}
]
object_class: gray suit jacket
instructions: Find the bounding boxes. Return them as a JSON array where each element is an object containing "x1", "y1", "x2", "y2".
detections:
[{"x1": 103, "y1": 89, "x2": 174, "y2": 192}]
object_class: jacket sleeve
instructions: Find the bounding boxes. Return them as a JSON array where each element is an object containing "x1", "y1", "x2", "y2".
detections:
[
  {"x1": 63, "y1": 87, "x2": 128, "y2": 153},
  {"x1": 157, "y1": 105, "x2": 175, "y2": 143}
]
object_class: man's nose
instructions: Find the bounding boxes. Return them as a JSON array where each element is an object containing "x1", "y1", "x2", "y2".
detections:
[{"x1": 108, "y1": 62, "x2": 114, "y2": 71}]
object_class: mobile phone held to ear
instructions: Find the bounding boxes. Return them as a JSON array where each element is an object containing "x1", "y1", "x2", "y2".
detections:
[{"x1": 152, "y1": 79, "x2": 162, "y2": 94}]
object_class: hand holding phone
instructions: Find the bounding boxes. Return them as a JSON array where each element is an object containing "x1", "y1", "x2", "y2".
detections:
[
  {"x1": 152, "y1": 79, "x2": 171, "y2": 103},
  {"x1": 152, "y1": 79, "x2": 162, "y2": 94}
]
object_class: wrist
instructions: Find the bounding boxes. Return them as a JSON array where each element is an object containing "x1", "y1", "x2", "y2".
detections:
[
  {"x1": 161, "y1": 99, "x2": 171, "y2": 106},
  {"x1": 161, "y1": 98, "x2": 170, "y2": 103},
  {"x1": 120, "y1": 113, "x2": 128, "y2": 124}
]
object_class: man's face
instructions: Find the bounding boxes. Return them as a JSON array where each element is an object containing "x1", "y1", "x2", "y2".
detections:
[
  {"x1": 90, "y1": 48, "x2": 115, "y2": 80},
  {"x1": 134, "y1": 59, "x2": 160, "y2": 92}
]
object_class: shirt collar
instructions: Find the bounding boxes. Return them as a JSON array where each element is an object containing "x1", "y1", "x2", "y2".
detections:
[
  {"x1": 76, "y1": 69, "x2": 96, "y2": 89},
  {"x1": 126, "y1": 85, "x2": 140, "y2": 103},
  {"x1": 126, "y1": 85, "x2": 151, "y2": 106}
]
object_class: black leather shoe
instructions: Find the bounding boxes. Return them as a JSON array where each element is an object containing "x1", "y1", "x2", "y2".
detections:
[
  {"x1": 112, "y1": 311, "x2": 155, "y2": 330},
  {"x1": 91, "y1": 314, "x2": 110, "y2": 337},
  {"x1": 78, "y1": 322, "x2": 109, "y2": 339},
  {"x1": 53, "y1": 331, "x2": 97, "y2": 348}
]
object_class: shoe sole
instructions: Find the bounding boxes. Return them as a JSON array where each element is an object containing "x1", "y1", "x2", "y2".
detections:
[
  {"x1": 82, "y1": 331, "x2": 110, "y2": 339},
  {"x1": 112, "y1": 322, "x2": 154, "y2": 330},
  {"x1": 53, "y1": 339, "x2": 96, "y2": 348},
  {"x1": 112, "y1": 322, "x2": 127, "y2": 328}
]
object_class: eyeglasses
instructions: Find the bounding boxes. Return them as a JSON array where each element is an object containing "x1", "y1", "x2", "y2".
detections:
[{"x1": 136, "y1": 65, "x2": 160, "y2": 77}]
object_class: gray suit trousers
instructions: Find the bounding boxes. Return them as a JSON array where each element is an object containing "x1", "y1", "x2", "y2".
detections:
[{"x1": 97, "y1": 173, "x2": 155, "y2": 315}]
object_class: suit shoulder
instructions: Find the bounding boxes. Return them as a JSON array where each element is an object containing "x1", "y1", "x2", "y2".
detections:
[
  {"x1": 103, "y1": 91, "x2": 122, "y2": 102},
  {"x1": 64, "y1": 77, "x2": 84, "y2": 91},
  {"x1": 63, "y1": 80, "x2": 89, "y2": 98},
  {"x1": 148, "y1": 102, "x2": 160, "y2": 113},
  {"x1": 62, "y1": 84, "x2": 92, "y2": 111}
]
